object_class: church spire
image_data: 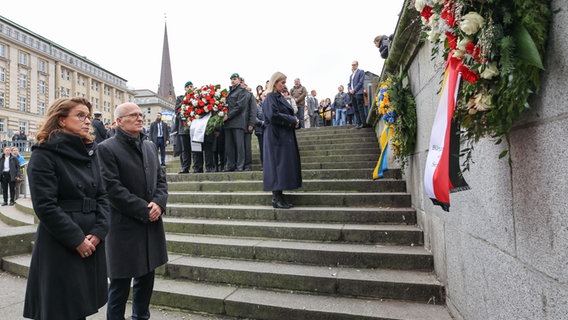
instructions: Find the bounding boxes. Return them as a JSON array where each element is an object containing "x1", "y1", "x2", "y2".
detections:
[{"x1": 157, "y1": 18, "x2": 175, "y2": 102}]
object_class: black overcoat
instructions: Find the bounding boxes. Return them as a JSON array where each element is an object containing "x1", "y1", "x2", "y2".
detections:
[
  {"x1": 97, "y1": 128, "x2": 168, "y2": 278},
  {"x1": 262, "y1": 92, "x2": 302, "y2": 191},
  {"x1": 23, "y1": 132, "x2": 110, "y2": 320}
]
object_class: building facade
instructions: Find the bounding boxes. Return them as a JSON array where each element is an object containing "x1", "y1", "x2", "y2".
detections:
[{"x1": 0, "y1": 15, "x2": 133, "y2": 142}]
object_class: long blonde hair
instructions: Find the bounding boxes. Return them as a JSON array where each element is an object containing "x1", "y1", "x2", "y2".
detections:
[
  {"x1": 36, "y1": 97, "x2": 94, "y2": 144},
  {"x1": 265, "y1": 71, "x2": 287, "y2": 94}
]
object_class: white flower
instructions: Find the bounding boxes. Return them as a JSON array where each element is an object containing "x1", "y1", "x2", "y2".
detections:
[
  {"x1": 479, "y1": 62, "x2": 500, "y2": 80},
  {"x1": 218, "y1": 111, "x2": 225, "y2": 117},
  {"x1": 415, "y1": 0, "x2": 426, "y2": 11},
  {"x1": 453, "y1": 49, "x2": 466, "y2": 59},
  {"x1": 460, "y1": 12, "x2": 484, "y2": 35},
  {"x1": 191, "y1": 100, "x2": 198, "y2": 107},
  {"x1": 428, "y1": 30, "x2": 440, "y2": 42},
  {"x1": 457, "y1": 37, "x2": 472, "y2": 51},
  {"x1": 466, "y1": 93, "x2": 493, "y2": 114}
]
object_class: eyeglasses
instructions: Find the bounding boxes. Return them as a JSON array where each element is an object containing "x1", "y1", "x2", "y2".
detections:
[
  {"x1": 74, "y1": 113, "x2": 93, "y2": 122},
  {"x1": 119, "y1": 112, "x2": 145, "y2": 119}
]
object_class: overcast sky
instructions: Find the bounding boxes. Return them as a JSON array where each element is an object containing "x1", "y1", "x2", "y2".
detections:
[{"x1": 2, "y1": 0, "x2": 405, "y2": 101}]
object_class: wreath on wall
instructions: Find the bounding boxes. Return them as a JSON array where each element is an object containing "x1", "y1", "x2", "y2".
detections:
[
  {"x1": 415, "y1": 0, "x2": 552, "y2": 170},
  {"x1": 374, "y1": 70, "x2": 417, "y2": 171}
]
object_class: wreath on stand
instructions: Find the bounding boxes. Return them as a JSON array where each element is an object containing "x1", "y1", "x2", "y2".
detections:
[{"x1": 415, "y1": 0, "x2": 553, "y2": 170}]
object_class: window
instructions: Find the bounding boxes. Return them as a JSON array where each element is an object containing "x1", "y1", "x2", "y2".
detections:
[
  {"x1": 0, "y1": 67, "x2": 4, "y2": 82},
  {"x1": 38, "y1": 101, "x2": 45, "y2": 116},
  {"x1": 19, "y1": 51, "x2": 29, "y2": 66},
  {"x1": 0, "y1": 43, "x2": 5, "y2": 57},
  {"x1": 38, "y1": 59, "x2": 47, "y2": 73},
  {"x1": 38, "y1": 80, "x2": 46, "y2": 94},
  {"x1": 19, "y1": 96, "x2": 26, "y2": 112},
  {"x1": 0, "y1": 92, "x2": 4, "y2": 108},
  {"x1": 91, "y1": 80, "x2": 100, "y2": 91},
  {"x1": 19, "y1": 73, "x2": 27, "y2": 89},
  {"x1": 19, "y1": 121, "x2": 27, "y2": 134},
  {"x1": 0, "y1": 118, "x2": 4, "y2": 133}
]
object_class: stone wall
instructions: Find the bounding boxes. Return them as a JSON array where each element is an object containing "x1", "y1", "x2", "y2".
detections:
[{"x1": 395, "y1": 1, "x2": 567, "y2": 319}]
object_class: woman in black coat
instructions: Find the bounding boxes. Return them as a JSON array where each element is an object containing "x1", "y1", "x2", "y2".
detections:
[
  {"x1": 23, "y1": 97, "x2": 110, "y2": 320},
  {"x1": 262, "y1": 71, "x2": 302, "y2": 208}
]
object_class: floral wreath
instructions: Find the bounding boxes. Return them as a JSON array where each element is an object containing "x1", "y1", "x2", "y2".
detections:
[
  {"x1": 374, "y1": 71, "x2": 417, "y2": 171},
  {"x1": 180, "y1": 84, "x2": 229, "y2": 135},
  {"x1": 415, "y1": 0, "x2": 552, "y2": 170}
]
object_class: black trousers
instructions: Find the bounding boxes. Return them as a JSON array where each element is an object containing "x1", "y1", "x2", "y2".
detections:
[
  {"x1": 178, "y1": 134, "x2": 192, "y2": 172},
  {"x1": 192, "y1": 141, "x2": 216, "y2": 172},
  {"x1": 107, "y1": 271, "x2": 155, "y2": 320},
  {"x1": 155, "y1": 137, "x2": 166, "y2": 165},
  {"x1": 1, "y1": 172, "x2": 15, "y2": 204},
  {"x1": 224, "y1": 128, "x2": 245, "y2": 171},
  {"x1": 351, "y1": 93, "x2": 366, "y2": 126}
]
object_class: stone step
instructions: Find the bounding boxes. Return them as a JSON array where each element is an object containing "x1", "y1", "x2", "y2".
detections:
[
  {"x1": 298, "y1": 138, "x2": 379, "y2": 154},
  {"x1": 165, "y1": 255, "x2": 444, "y2": 302},
  {"x1": 299, "y1": 147, "x2": 379, "y2": 158},
  {"x1": 1, "y1": 254, "x2": 452, "y2": 319},
  {"x1": 165, "y1": 156, "x2": 380, "y2": 173},
  {"x1": 151, "y1": 277, "x2": 453, "y2": 320},
  {"x1": 0, "y1": 198, "x2": 36, "y2": 227},
  {"x1": 165, "y1": 234, "x2": 433, "y2": 270},
  {"x1": 163, "y1": 218, "x2": 422, "y2": 245},
  {"x1": 167, "y1": 191, "x2": 411, "y2": 208},
  {"x1": 166, "y1": 160, "x2": 379, "y2": 173},
  {"x1": 167, "y1": 204, "x2": 417, "y2": 225},
  {"x1": 167, "y1": 179, "x2": 406, "y2": 193},
  {"x1": 0, "y1": 226, "x2": 36, "y2": 261},
  {"x1": 166, "y1": 168, "x2": 400, "y2": 183}
]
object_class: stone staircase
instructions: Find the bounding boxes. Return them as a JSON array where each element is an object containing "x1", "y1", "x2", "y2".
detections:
[{"x1": 0, "y1": 126, "x2": 453, "y2": 319}]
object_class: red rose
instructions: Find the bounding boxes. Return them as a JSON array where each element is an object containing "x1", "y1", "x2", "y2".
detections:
[
  {"x1": 421, "y1": 6, "x2": 433, "y2": 22},
  {"x1": 446, "y1": 32, "x2": 457, "y2": 50}
]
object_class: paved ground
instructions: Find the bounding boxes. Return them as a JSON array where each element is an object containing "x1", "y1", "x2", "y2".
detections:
[{"x1": 0, "y1": 271, "x2": 238, "y2": 320}]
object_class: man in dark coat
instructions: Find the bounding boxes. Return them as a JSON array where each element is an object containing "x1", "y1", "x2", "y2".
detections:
[
  {"x1": 149, "y1": 112, "x2": 170, "y2": 166},
  {"x1": 173, "y1": 81, "x2": 193, "y2": 173},
  {"x1": 223, "y1": 73, "x2": 249, "y2": 171},
  {"x1": 91, "y1": 111, "x2": 108, "y2": 143},
  {"x1": 98, "y1": 102, "x2": 168, "y2": 320}
]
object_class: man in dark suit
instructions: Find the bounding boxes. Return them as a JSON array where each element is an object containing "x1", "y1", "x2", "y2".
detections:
[
  {"x1": 149, "y1": 112, "x2": 170, "y2": 166},
  {"x1": 97, "y1": 102, "x2": 168, "y2": 320},
  {"x1": 348, "y1": 60, "x2": 366, "y2": 129}
]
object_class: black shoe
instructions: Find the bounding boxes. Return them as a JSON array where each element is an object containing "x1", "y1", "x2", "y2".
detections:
[
  {"x1": 1, "y1": 203, "x2": 7, "y2": 206},
  {"x1": 178, "y1": 169, "x2": 189, "y2": 174},
  {"x1": 272, "y1": 197, "x2": 290, "y2": 209},
  {"x1": 281, "y1": 195, "x2": 294, "y2": 208},
  {"x1": 9, "y1": 202, "x2": 14, "y2": 206}
]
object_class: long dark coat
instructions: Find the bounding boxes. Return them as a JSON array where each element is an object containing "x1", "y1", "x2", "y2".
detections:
[
  {"x1": 97, "y1": 127, "x2": 168, "y2": 279},
  {"x1": 23, "y1": 132, "x2": 110, "y2": 320},
  {"x1": 262, "y1": 92, "x2": 302, "y2": 191}
]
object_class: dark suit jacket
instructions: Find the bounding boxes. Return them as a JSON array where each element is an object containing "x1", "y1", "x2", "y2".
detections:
[{"x1": 149, "y1": 120, "x2": 170, "y2": 144}]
